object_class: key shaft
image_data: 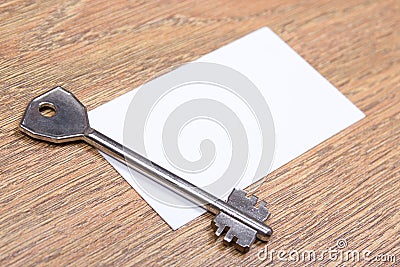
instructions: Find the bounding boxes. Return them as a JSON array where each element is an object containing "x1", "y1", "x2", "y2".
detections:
[{"x1": 85, "y1": 128, "x2": 272, "y2": 240}]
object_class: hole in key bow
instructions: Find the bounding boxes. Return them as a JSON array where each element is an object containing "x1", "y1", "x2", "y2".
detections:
[{"x1": 39, "y1": 102, "x2": 57, "y2": 117}]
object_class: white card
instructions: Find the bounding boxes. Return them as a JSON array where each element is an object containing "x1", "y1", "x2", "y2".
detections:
[{"x1": 88, "y1": 27, "x2": 365, "y2": 229}]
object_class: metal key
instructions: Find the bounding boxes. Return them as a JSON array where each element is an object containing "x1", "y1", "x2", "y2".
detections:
[{"x1": 20, "y1": 87, "x2": 272, "y2": 252}]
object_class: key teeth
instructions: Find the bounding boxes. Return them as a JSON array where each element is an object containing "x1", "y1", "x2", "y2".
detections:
[
  {"x1": 223, "y1": 231, "x2": 234, "y2": 243},
  {"x1": 248, "y1": 195, "x2": 258, "y2": 206},
  {"x1": 213, "y1": 221, "x2": 225, "y2": 237},
  {"x1": 223, "y1": 228, "x2": 256, "y2": 253},
  {"x1": 215, "y1": 227, "x2": 224, "y2": 236},
  {"x1": 212, "y1": 214, "x2": 229, "y2": 237},
  {"x1": 213, "y1": 212, "x2": 258, "y2": 252},
  {"x1": 236, "y1": 238, "x2": 252, "y2": 253},
  {"x1": 227, "y1": 188, "x2": 271, "y2": 222},
  {"x1": 229, "y1": 188, "x2": 257, "y2": 203},
  {"x1": 258, "y1": 204, "x2": 270, "y2": 222},
  {"x1": 227, "y1": 188, "x2": 244, "y2": 202}
]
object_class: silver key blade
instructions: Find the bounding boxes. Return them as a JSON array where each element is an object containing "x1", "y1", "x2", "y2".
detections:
[
  {"x1": 212, "y1": 189, "x2": 271, "y2": 252},
  {"x1": 20, "y1": 87, "x2": 89, "y2": 143}
]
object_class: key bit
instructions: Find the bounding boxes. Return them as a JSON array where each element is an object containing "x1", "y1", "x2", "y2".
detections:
[
  {"x1": 226, "y1": 188, "x2": 270, "y2": 222},
  {"x1": 213, "y1": 189, "x2": 271, "y2": 252},
  {"x1": 214, "y1": 212, "x2": 258, "y2": 252},
  {"x1": 20, "y1": 87, "x2": 272, "y2": 252}
]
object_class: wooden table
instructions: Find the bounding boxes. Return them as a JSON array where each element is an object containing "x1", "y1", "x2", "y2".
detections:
[{"x1": 1, "y1": 0, "x2": 399, "y2": 266}]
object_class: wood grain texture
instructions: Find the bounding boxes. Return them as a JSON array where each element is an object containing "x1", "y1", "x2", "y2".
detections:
[{"x1": 0, "y1": 0, "x2": 399, "y2": 266}]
